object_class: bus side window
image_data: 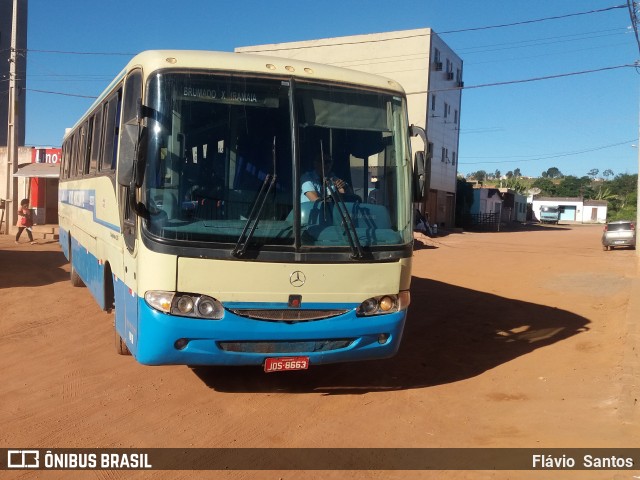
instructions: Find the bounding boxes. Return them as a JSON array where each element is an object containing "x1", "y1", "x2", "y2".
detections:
[
  {"x1": 78, "y1": 123, "x2": 88, "y2": 176},
  {"x1": 71, "y1": 132, "x2": 80, "y2": 178},
  {"x1": 90, "y1": 109, "x2": 102, "y2": 174},
  {"x1": 83, "y1": 120, "x2": 92, "y2": 175},
  {"x1": 101, "y1": 90, "x2": 121, "y2": 172},
  {"x1": 61, "y1": 140, "x2": 69, "y2": 179}
]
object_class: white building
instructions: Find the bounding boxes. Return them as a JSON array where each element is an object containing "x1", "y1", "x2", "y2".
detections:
[
  {"x1": 236, "y1": 28, "x2": 463, "y2": 228},
  {"x1": 532, "y1": 197, "x2": 607, "y2": 224}
]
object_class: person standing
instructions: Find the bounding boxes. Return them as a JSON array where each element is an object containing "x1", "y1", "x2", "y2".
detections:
[{"x1": 15, "y1": 198, "x2": 35, "y2": 244}]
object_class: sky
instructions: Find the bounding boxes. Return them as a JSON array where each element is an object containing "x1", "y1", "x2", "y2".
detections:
[{"x1": 22, "y1": 0, "x2": 640, "y2": 178}]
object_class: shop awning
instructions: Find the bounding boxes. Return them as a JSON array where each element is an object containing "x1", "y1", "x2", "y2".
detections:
[{"x1": 13, "y1": 162, "x2": 60, "y2": 178}]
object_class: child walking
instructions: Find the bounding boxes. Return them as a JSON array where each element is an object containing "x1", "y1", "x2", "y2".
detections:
[{"x1": 15, "y1": 199, "x2": 35, "y2": 244}]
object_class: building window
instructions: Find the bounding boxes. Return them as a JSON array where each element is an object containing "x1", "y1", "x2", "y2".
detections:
[
  {"x1": 452, "y1": 151, "x2": 456, "y2": 166},
  {"x1": 454, "y1": 109, "x2": 458, "y2": 124},
  {"x1": 444, "y1": 102, "x2": 448, "y2": 118},
  {"x1": 441, "y1": 147, "x2": 446, "y2": 162},
  {"x1": 431, "y1": 94, "x2": 436, "y2": 111}
]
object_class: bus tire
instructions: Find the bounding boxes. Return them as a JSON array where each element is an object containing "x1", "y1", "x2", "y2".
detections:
[
  {"x1": 104, "y1": 265, "x2": 115, "y2": 313},
  {"x1": 69, "y1": 240, "x2": 85, "y2": 287},
  {"x1": 115, "y1": 330, "x2": 131, "y2": 356}
]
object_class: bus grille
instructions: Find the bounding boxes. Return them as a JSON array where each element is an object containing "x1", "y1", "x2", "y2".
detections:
[
  {"x1": 218, "y1": 339, "x2": 354, "y2": 354},
  {"x1": 227, "y1": 309, "x2": 350, "y2": 322}
]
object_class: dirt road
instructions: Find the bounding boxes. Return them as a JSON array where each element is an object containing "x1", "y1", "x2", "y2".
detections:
[{"x1": 1, "y1": 224, "x2": 638, "y2": 479}]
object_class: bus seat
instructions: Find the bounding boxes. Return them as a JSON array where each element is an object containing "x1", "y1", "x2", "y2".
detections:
[
  {"x1": 333, "y1": 203, "x2": 391, "y2": 230},
  {"x1": 150, "y1": 189, "x2": 179, "y2": 219}
]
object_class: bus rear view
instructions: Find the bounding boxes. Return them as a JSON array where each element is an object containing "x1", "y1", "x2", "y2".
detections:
[{"x1": 59, "y1": 51, "x2": 425, "y2": 371}]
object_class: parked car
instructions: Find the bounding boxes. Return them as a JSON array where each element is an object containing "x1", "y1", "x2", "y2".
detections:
[{"x1": 602, "y1": 220, "x2": 636, "y2": 251}]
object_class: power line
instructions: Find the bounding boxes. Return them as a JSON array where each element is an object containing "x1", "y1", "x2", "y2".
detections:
[
  {"x1": 26, "y1": 88, "x2": 97, "y2": 99},
  {"x1": 439, "y1": 4, "x2": 628, "y2": 34},
  {"x1": 26, "y1": 48, "x2": 135, "y2": 56},
  {"x1": 23, "y1": 63, "x2": 636, "y2": 100},
  {"x1": 459, "y1": 139, "x2": 637, "y2": 166},
  {"x1": 455, "y1": 27, "x2": 629, "y2": 54},
  {"x1": 415, "y1": 64, "x2": 636, "y2": 94},
  {"x1": 329, "y1": 29, "x2": 629, "y2": 70},
  {"x1": 239, "y1": 5, "x2": 628, "y2": 54}
]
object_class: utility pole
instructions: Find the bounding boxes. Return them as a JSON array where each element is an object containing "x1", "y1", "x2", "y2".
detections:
[
  {"x1": 4, "y1": 0, "x2": 19, "y2": 235},
  {"x1": 627, "y1": 0, "x2": 640, "y2": 253}
]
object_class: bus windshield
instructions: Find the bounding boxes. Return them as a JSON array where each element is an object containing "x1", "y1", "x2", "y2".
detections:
[{"x1": 143, "y1": 72, "x2": 412, "y2": 254}]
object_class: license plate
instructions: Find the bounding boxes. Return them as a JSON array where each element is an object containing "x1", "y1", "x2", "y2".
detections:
[
  {"x1": 264, "y1": 356, "x2": 309, "y2": 373},
  {"x1": 615, "y1": 240, "x2": 626, "y2": 244}
]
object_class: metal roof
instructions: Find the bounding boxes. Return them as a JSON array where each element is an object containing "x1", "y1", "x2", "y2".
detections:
[{"x1": 13, "y1": 162, "x2": 60, "y2": 178}]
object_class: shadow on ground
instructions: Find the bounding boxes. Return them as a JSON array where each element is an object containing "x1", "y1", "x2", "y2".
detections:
[
  {"x1": 0, "y1": 246, "x2": 68, "y2": 288},
  {"x1": 191, "y1": 276, "x2": 589, "y2": 393}
]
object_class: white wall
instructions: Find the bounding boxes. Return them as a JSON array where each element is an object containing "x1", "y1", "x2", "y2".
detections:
[
  {"x1": 532, "y1": 199, "x2": 607, "y2": 224},
  {"x1": 580, "y1": 205, "x2": 607, "y2": 223}
]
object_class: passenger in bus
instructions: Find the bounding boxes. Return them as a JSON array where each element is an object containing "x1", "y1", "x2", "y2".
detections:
[
  {"x1": 300, "y1": 154, "x2": 349, "y2": 203},
  {"x1": 368, "y1": 181, "x2": 382, "y2": 204},
  {"x1": 15, "y1": 198, "x2": 35, "y2": 244}
]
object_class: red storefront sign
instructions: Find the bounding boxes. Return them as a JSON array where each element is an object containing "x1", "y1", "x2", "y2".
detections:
[{"x1": 32, "y1": 148, "x2": 62, "y2": 164}]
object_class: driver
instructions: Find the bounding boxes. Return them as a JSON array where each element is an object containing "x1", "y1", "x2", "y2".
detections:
[{"x1": 300, "y1": 153, "x2": 349, "y2": 203}]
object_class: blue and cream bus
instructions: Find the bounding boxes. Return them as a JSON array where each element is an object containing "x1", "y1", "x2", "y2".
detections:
[{"x1": 59, "y1": 50, "x2": 426, "y2": 371}]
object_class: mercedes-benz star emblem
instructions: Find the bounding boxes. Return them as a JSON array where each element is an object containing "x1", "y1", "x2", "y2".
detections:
[{"x1": 289, "y1": 271, "x2": 306, "y2": 287}]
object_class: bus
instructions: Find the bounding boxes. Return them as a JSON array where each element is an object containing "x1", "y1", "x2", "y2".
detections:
[{"x1": 59, "y1": 50, "x2": 426, "y2": 370}]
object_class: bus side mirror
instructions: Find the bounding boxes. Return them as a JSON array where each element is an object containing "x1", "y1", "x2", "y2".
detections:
[
  {"x1": 409, "y1": 125, "x2": 429, "y2": 202},
  {"x1": 117, "y1": 119, "x2": 137, "y2": 187},
  {"x1": 116, "y1": 123, "x2": 147, "y2": 188}
]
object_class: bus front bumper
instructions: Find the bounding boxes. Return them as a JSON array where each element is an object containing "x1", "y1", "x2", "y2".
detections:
[{"x1": 133, "y1": 298, "x2": 407, "y2": 367}]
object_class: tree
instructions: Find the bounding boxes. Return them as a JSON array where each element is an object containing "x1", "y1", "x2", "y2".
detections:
[
  {"x1": 609, "y1": 173, "x2": 637, "y2": 196},
  {"x1": 502, "y1": 177, "x2": 529, "y2": 194},
  {"x1": 602, "y1": 168, "x2": 614, "y2": 179},
  {"x1": 587, "y1": 168, "x2": 599, "y2": 179},
  {"x1": 467, "y1": 170, "x2": 487, "y2": 182},
  {"x1": 532, "y1": 177, "x2": 557, "y2": 196},
  {"x1": 542, "y1": 167, "x2": 563, "y2": 179},
  {"x1": 556, "y1": 176, "x2": 592, "y2": 197},
  {"x1": 513, "y1": 168, "x2": 522, "y2": 177},
  {"x1": 494, "y1": 169, "x2": 501, "y2": 180}
]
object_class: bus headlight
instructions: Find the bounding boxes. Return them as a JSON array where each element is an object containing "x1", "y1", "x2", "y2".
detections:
[
  {"x1": 356, "y1": 291, "x2": 410, "y2": 316},
  {"x1": 144, "y1": 291, "x2": 174, "y2": 313},
  {"x1": 176, "y1": 295, "x2": 194, "y2": 314},
  {"x1": 145, "y1": 291, "x2": 224, "y2": 319},
  {"x1": 196, "y1": 296, "x2": 224, "y2": 319}
]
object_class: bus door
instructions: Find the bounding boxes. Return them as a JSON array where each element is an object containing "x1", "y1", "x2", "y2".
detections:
[
  {"x1": 117, "y1": 70, "x2": 143, "y2": 354},
  {"x1": 121, "y1": 187, "x2": 139, "y2": 354}
]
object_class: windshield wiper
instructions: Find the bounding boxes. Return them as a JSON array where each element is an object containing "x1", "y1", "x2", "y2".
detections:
[
  {"x1": 231, "y1": 173, "x2": 276, "y2": 257},
  {"x1": 232, "y1": 138, "x2": 278, "y2": 258},
  {"x1": 325, "y1": 178, "x2": 366, "y2": 260}
]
